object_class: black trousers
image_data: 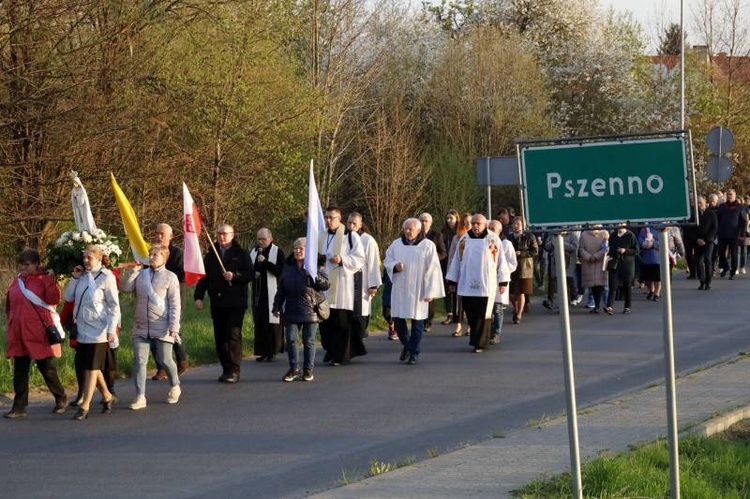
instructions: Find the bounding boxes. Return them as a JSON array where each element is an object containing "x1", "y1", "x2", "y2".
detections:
[
  {"x1": 13, "y1": 356, "x2": 66, "y2": 409},
  {"x1": 211, "y1": 306, "x2": 246, "y2": 376},
  {"x1": 717, "y1": 237, "x2": 739, "y2": 275},
  {"x1": 462, "y1": 296, "x2": 491, "y2": 349},
  {"x1": 696, "y1": 242, "x2": 714, "y2": 284}
]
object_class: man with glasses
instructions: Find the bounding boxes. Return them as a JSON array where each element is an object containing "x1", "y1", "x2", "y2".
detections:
[
  {"x1": 194, "y1": 224, "x2": 253, "y2": 383},
  {"x1": 318, "y1": 207, "x2": 365, "y2": 365},
  {"x1": 446, "y1": 214, "x2": 510, "y2": 353}
]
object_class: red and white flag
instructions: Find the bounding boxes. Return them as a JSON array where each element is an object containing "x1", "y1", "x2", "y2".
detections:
[{"x1": 182, "y1": 183, "x2": 206, "y2": 286}]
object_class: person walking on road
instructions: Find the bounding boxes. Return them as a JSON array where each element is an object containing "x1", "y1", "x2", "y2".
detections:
[
  {"x1": 446, "y1": 214, "x2": 510, "y2": 352},
  {"x1": 383, "y1": 218, "x2": 445, "y2": 364},
  {"x1": 194, "y1": 224, "x2": 253, "y2": 383},
  {"x1": 5, "y1": 249, "x2": 67, "y2": 419},
  {"x1": 273, "y1": 238, "x2": 329, "y2": 382}
]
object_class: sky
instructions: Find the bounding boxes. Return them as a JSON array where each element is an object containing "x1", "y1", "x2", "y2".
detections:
[{"x1": 602, "y1": 0, "x2": 693, "y2": 52}]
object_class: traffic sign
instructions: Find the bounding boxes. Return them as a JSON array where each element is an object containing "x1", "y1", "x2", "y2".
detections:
[
  {"x1": 520, "y1": 137, "x2": 691, "y2": 228},
  {"x1": 706, "y1": 156, "x2": 733, "y2": 183},
  {"x1": 706, "y1": 126, "x2": 734, "y2": 155}
]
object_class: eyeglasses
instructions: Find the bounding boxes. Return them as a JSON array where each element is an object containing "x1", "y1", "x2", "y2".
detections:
[
  {"x1": 324, "y1": 215, "x2": 340, "y2": 220},
  {"x1": 217, "y1": 231, "x2": 233, "y2": 235}
]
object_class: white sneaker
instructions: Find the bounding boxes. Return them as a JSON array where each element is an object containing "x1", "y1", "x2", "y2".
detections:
[
  {"x1": 129, "y1": 396, "x2": 147, "y2": 410},
  {"x1": 166, "y1": 385, "x2": 181, "y2": 405},
  {"x1": 741, "y1": 268, "x2": 746, "y2": 275}
]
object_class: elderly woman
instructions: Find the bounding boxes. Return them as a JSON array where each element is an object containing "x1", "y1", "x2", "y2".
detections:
[
  {"x1": 579, "y1": 226, "x2": 610, "y2": 314},
  {"x1": 4, "y1": 249, "x2": 67, "y2": 419},
  {"x1": 121, "y1": 244, "x2": 182, "y2": 409},
  {"x1": 64, "y1": 245, "x2": 120, "y2": 420},
  {"x1": 273, "y1": 238, "x2": 329, "y2": 383}
]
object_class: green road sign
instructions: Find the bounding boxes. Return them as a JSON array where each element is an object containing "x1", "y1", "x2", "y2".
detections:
[{"x1": 520, "y1": 137, "x2": 691, "y2": 228}]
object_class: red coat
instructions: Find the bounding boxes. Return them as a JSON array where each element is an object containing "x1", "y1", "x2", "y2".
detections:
[{"x1": 5, "y1": 271, "x2": 62, "y2": 359}]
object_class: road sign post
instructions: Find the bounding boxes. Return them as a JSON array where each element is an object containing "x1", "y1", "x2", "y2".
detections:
[{"x1": 518, "y1": 132, "x2": 692, "y2": 499}]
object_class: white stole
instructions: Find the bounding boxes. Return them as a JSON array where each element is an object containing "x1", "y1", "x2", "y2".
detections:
[
  {"x1": 16, "y1": 276, "x2": 65, "y2": 339},
  {"x1": 142, "y1": 267, "x2": 166, "y2": 316},
  {"x1": 250, "y1": 245, "x2": 280, "y2": 324},
  {"x1": 318, "y1": 225, "x2": 345, "y2": 298}
]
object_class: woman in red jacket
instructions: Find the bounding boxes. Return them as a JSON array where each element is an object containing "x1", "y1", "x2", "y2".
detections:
[{"x1": 4, "y1": 249, "x2": 67, "y2": 419}]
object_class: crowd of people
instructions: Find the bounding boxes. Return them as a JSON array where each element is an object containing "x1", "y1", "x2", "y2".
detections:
[{"x1": 5, "y1": 190, "x2": 748, "y2": 420}]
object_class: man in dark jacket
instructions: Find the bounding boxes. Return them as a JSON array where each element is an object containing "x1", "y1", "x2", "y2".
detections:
[
  {"x1": 716, "y1": 189, "x2": 747, "y2": 279},
  {"x1": 419, "y1": 213, "x2": 447, "y2": 332},
  {"x1": 695, "y1": 196, "x2": 719, "y2": 290},
  {"x1": 194, "y1": 224, "x2": 253, "y2": 383}
]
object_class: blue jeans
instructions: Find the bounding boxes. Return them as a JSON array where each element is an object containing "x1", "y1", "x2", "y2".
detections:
[
  {"x1": 134, "y1": 337, "x2": 178, "y2": 398},
  {"x1": 285, "y1": 322, "x2": 318, "y2": 370},
  {"x1": 394, "y1": 318, "x2": 424, "y2": 357},
  {"x1": 492, "y1": 303, "x2": 504, "y2": 335}
]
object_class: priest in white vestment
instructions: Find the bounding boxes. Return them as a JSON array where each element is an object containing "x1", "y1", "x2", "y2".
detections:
[
  {"x1": 318, "y1": 206, "x2": 366, "y2": 364},
  {"x1": 383, "y1": 218, "x2": 445, "y2": 364},
  {"x1": 446, "y1": 214, "x2": 509, "y2": 352},
  {"x1": 346, "y1": 212, "x2": 382, "y2": 339}
]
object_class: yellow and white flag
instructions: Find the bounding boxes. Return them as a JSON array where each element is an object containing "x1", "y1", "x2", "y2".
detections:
[{"x1": 110, "y1": 173, "x2": 150, "y2": 264}]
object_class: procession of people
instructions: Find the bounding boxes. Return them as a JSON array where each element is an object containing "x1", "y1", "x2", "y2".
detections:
[{"x1": 4, "y1": 180, "x2": 747, "y2": 420}]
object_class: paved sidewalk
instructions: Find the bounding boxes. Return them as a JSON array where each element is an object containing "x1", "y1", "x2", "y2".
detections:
[{"x1": 312, "y1": 354, "x2": 750, "y2": 498}]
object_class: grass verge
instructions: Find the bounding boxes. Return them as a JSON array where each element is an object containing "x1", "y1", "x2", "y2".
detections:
[{"x1": 513, "y1": 419, "x2": 750, "y2": 498}]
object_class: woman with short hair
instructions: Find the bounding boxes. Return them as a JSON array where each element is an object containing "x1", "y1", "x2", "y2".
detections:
[
  {"x1": 4, "y1": 249, "x2": 67, "y2": 419},
  {"x1": 121, "y1": 244, "x2": 182, "y2": 410},
  {"x1": 64, "y1": 245, "x2": 120, "y2": 420},
  {"x1": 273, "y1": 238, "x2": 329, "y2": 382}
]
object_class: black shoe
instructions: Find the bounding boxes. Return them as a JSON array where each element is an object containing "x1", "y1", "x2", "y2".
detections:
[
  {"x1": 303, "y1": 369, "x2": 314, "y2": 381},
  {"x1": 721, "y1": 269, "x2": 728, "y2": 278},
  {"x1": 399, "y1": 346, "x2": 409, "y2": 362},
  {"x1": 69, "y1": 395, "x2": 83, "y2": 407},
  {"x1": 704, "y1": 284, "x2": 711, "y2": 290},
  {"x1": 589, "y1": 308, "x2": 599, "y2": 314},
  {"x1": 4, "y1": 408, "x2": 27, "y2": 419},
  {"x1": 729, "y1": 275, "x2": 735, "y2": 280},
  {"x1": 283, "y1": 368, "x2": 301, "y2": 382},
  {"x1": 73, "y1": 408, "x2": 89, "y2": 420},
  {"x1": 218, "y1": 374, "x2": 227, "y2": 382},
  {"x1": 224, "y1": 374, "x2": 240, "y2": 383},
  {"x1": 407, "y1": 355, "x2": 417, "y2": 365},
  {"x1": 53, "y1": 398, "x2": 67, "y2": 414},
  {"x1": 101, "y1": 395, "x2": 116, "y2": 414},
  {"x1": 542, "y1": 299, "x2": 553, "y2": 310},
  {"x1": 323, "y1": 352, "x2": 332, "y2": 363},
  {"x1": 256, "y1": 356, "x2": 267, "y2": 362},
  {"x1": 265, "y1": 355, "x2": 275, "y2": 362},
  {"x1": 698, "y1": 282, "x2": 705, "y2": 290}
]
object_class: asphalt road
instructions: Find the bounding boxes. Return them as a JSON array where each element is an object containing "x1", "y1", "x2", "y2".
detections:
[{"x1": 2, "y1": 273, "x2": 749, "y2": 498}]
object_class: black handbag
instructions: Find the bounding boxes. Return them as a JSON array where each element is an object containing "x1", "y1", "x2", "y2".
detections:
[
  {"x1": 31, "y1": 304, "x2": 62, "y2": 345},
  {"x1": 45, "y1": 325, "x2": 63, "y2": 345}
]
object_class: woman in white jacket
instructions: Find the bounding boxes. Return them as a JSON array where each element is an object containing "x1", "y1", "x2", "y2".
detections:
[
  {"x1": 64, "y1": 245, "x2": 120, "y2": 420},
  {"x1": 121, "y1": 244, "x2": 182, "y2": 410}
]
